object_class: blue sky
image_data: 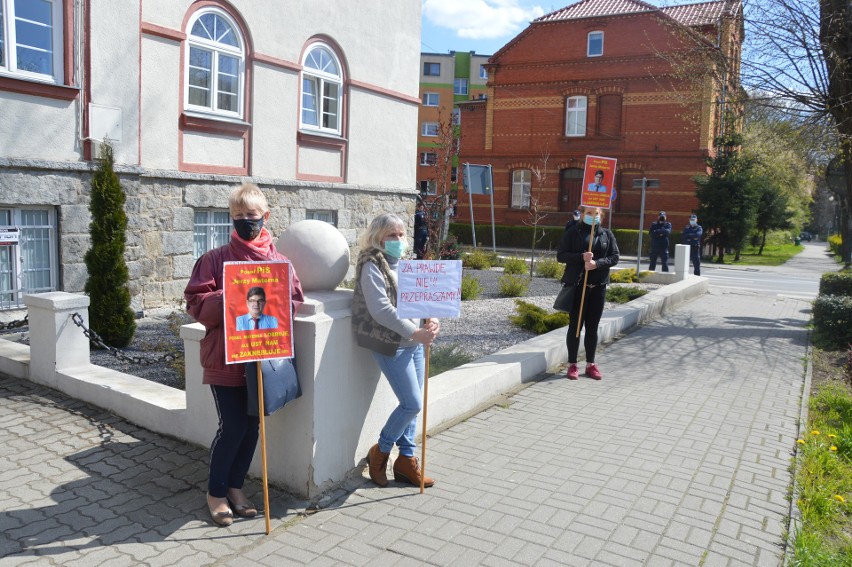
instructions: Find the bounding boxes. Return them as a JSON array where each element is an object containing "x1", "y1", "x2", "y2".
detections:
[
  {"x1": 420, "y1": 0, "x2": 548, "y2": 56},
  {"x1": 420, "y1": 0, "x2": 686, "y2": 56}
]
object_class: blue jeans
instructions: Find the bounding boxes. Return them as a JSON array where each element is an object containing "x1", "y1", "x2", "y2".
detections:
[{"x1": 372, "y1": 345, "x2": 425, "y2": 457}]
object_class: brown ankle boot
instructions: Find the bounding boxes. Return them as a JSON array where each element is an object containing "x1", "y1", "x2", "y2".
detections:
[
  {"x1": 366, "y1": 444, "x2": 390, "y2": 487},
  {"x1": 392, "y1": 455, "x2": 434, "y2": 487}
]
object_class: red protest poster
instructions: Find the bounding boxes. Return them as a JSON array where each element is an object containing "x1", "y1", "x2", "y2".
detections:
[
  {"x1": 222, "y1": 261, "x2": 293, "y2": 364},
  {"x1": 580, "y1": 155, "x2": 617, "y2": 210}
]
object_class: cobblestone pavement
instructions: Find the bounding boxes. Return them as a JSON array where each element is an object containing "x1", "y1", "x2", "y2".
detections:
[{"x1": 0, "y1": 244, "x2": 834, "y2": 566}]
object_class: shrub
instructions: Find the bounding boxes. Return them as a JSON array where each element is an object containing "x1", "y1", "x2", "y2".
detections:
[
  {"x1": 606, "y1": 285, "x2": 648, "y2": 304},
  {"x1": 84, "y1": 142, "x2": 136, "y2": 348},
  {"x1": 502, "y1": 257, "x2": 527, "y2": 275},
  {"x1": 509, "y1": 300, "x2": 569, "y2": 334},
  {"x1": 461, "y1": 273, "x2": 482, "y2": 300},
  {"x1": 439, "y1": 234, "x2": 461, "y2": 260},
  {"x1": 820, "y1": 272, "x2": 852, "y2": 298},
  {"x1": 498, "y1": 274, "x2": 529, "y2": 297},
  {"x1": 463, "y1": 248, "x2": 492, "y2": 270},
  {"x1": 609, "y1": 268, "x2": 637, "y2": 284},
  {"x1": 429, "y1": 343, "x2": 476, "y2": 376},
  {"x1": 828, "y1": 234, "x2": 842, "y2": 257},
  {"x1": 813, "y1": 294, "x2": 852, "y2": 350},
  {"x1": 535, "y1": 258, "x2": 563, "y2": 279}
]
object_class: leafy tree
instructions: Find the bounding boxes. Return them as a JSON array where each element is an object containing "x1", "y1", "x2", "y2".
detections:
[
  {"x1": 753, "y1": 183, "x2": 792, "y2": 254},
  {"x1": 526, "y1": 151, "x2": 550, "y2": 277},
  {"x1": 695, "y1": 134, "x2": 760, "y2": 262},
  {"x1": 84, "y1": 142, "x2": 136, "y2": 348}
]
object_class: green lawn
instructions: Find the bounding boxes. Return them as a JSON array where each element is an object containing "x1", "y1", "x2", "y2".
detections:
[{"x1": 708, "y1": 243, "x2": 802, "y2": 267}]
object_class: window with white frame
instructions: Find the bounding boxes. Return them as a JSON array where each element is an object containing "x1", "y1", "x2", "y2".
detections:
[
  {"x1": 185, "y1": 8, "x2": 244, "y2": 117},
  {"x1": 421, "y1": 122, "x2": 439, "y2": 137},
  {"x1": 193, "y1": 210, "x2": 231, "y2": 259},
  {"x1": 587, "y1": 31, "x2": 604, "y2": 57},
  {"x1": 423, "y1": 62, "x2": 440, "y2": 76},
  {"x1": 479, "y1": 65, "x2": 488, "y2": 79},
  {"x1": 420, "y1": 152, "x2": 437, "y2": 166},
  {"x1": 565, "y1": 96, "x2": 587, "y2": 136},
  {"x1": 511, "y1": 169, "x2": 531, "y2": 208},
  {"x1": 0, "y1": 0, "x2": 64, "y2": 83},
  {"x1": 422, "y1": 92, "x2": 439, "y2": 107},
  {"x1": 306, "y1": 209, "x2": 337, "y2": 226},
  {"x1": 454, "y1": 78, "x2": 468, "y2": 95},
  {"x1": 419, "y1": 180, "x2": 437, "y2": 195},
  {"x1": 0, "y1": 207, "x2": 57, "y2": 310},
  {"x1": 301, "y1": 43, "x2": 343, "y2": 134}
]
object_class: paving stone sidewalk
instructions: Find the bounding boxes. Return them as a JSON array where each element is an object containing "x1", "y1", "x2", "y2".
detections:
[{"x1": 0, "y1": 282, "x2": 813, "y2": 566}]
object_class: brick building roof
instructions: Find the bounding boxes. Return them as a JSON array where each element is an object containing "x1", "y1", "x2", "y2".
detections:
[{"x1": 536, "y1": 0, "x2": 740, "y2": 27}]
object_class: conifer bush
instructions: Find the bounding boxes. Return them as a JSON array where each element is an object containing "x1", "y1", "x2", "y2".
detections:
[
  {"x1": 83, "y1": 142, "x2": 136, "y2": 348},
  {"x1": 509, "y1": 300, "x2": 569, "y2": 334},
  {"x1": 534, "y1": 258, "x2": 562, "y2": 279},
  {"x1": 498, "y1": 274, "x2": 529, "y2": 297},
  {"x1": 461, "y1": 273, "x2": 482, "y2": 300},
  {"x1": 502, "y1": 257, "x2": 527, "y2": 275}
]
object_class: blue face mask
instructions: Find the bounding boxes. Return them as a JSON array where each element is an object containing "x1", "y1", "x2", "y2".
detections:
[
  {"x1": 689, "y1": 220, "x2": 697, "y2": 226},
  {"x1": 383, "y1": 240, "x2": 407, "y2": 259},
  {"x1": 583, "y1": 214, "x2": 600, "y2": 226}
]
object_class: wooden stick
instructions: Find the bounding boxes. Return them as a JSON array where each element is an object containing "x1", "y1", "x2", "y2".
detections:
[
  {"x1": 256, "y1": 360, "x2": 271, "y2": 535},
  {"x1": 420, "y1": 343, "x2": 431, "y2": 494},
  {"x1": 575, "y1": 217, "x2": 598, "y2": 338}
]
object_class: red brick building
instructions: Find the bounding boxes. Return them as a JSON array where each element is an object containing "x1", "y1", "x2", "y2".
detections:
[{"x1": 456, "y1": 0, "x2": 743, "y2": 231}]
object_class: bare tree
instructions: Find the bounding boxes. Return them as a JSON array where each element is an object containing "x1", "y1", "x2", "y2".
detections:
[
  {"x1": 741, "y1": 0, "x2": 852, "y2": 265},
  {"x1": 526, "y1": 151, "x2": 550, "y2": 277},
  {"x1": 421, "y1": 108, "x2": 459, "y2": 259}
]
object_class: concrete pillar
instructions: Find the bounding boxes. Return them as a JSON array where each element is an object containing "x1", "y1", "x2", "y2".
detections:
[
  {"x1": 674, "y1": 244, "x2": 690, "y2": 280},
  {"x1": 23, "y1": 292, "x2": 91, "y2": 387}
]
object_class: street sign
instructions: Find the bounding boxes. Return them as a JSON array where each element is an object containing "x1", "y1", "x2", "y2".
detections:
[
  {"x1": 0, "y1": 228, "x2": 19, "y2": 246},
  {"x1": 632, "y1": 179, "x2": 660, "y2": 188}
]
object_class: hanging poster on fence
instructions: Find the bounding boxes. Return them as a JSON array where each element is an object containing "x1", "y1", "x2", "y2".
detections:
[
  {"x1": 396, "y1": 260, "x2": 463, "y2": 319},
  {"x1": 580, "y1": 155, "x2": 617, "y2": 210},
  {"x1": 222, "y1": 261, "x2": 294, "y2": 364}
]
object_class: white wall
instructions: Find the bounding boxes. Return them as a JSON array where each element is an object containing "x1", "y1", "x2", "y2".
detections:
[{"x1": 0, "y1": 94, "x2": 80, "y2": 161}]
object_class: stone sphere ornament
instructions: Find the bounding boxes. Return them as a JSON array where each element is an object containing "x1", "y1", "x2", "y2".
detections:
[{"x1": 276, "y1": 220, "x2": 350, "y2": 291}]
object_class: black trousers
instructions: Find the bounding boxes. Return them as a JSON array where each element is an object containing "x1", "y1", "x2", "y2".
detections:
[
  {"x1": 566, "y1": 284, "x2": 606, "y2": 364},
  {"x1": 208, "y1": 385, "x2": 259, "y2": 498}
]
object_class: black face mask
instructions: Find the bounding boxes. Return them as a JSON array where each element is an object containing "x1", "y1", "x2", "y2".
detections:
[
  {"x1": 659, "y1": 216, "x2": 666, "y2": 222},
  {"x1": 233, "y1": 218, "x2": 264, "y2": 241}
]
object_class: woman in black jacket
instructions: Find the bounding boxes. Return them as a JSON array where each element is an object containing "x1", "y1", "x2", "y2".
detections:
[{"x1": 556, "y1": 206, "x2": 620, "y2": 380}]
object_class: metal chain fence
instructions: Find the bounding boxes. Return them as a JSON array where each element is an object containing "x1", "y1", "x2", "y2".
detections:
[
  {"x1": 71, "y1": 312, "x2": 179, "y2": 366},
  {"x1": 0, "y1": 316, "x2": 28, "y2": 332}
]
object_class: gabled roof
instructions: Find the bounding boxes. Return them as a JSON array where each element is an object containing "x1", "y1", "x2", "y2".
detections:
[
  {"x1": 491, "y1": 0, "x2": 741, "y2": 60},
  {"x1": 535, "y1": 0, "x2": 740, "y2": 27}
]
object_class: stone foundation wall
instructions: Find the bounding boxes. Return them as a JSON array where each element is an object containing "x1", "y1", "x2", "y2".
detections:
[{"x1": 0, "y1": 159, "x2": 416, "y2": 312}]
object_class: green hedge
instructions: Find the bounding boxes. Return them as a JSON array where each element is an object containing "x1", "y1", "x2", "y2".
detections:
[
  {"x1": 813, "y1": 294, "x2": 852, "y2": 350},
  {"x1": 449, "y1": 222, "x2": 683, "y2": 256},
  {"x1": 820, "y1": 272, "x2": 852, "y2": 297}
]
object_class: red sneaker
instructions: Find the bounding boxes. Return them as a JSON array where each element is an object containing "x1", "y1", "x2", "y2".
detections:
[
  {"x1": 566, "y1": 364, "x2": 579, "y2": 380},
  {"x1": 585, "y1": 363, "x2": 602, "y2": 380}
]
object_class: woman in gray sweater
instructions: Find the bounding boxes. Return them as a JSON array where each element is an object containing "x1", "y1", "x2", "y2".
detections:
[{"x1": 351, "y1": 213, "x2": 440, "y2": 487}]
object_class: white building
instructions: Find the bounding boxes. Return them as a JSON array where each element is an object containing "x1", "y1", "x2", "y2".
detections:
[{"x1": 0, "y1": 0, "x2": 421, "y2": 312}]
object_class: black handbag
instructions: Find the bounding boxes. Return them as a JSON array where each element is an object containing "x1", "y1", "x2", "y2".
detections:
[
  {"x1": 246, "y1": 357, "x2": 301, "y2": 416},
  {"x1": 553, "y1": 284, "x2": 577, "y2": 313}
]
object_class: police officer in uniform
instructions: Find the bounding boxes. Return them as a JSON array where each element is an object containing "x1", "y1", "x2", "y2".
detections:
[
  {"x1": 681, "y1": 214, "x2": 703, "y2": 276},
  {"x1": 648, "y1": 211, "x2": 672, "y2": 272}
]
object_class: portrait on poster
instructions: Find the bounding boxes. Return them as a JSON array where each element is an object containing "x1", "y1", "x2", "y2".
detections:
[
  {"x1": 580, "y1": 155, "x2": 617, "y2": 209},
  {"x1": 223, "y1": 261, "x2": 293, "y2": 364}
]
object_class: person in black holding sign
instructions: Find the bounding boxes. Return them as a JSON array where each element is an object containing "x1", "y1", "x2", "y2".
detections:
[
  {"x1": 351, "y1": 213, "x2": 440, "y2": 488},
  {"x1": 185, "y1": 183, "x2": 304, "y2": 527},
  {"x1": 557, "y1": 205, "x2": 620, "y2": 380}
]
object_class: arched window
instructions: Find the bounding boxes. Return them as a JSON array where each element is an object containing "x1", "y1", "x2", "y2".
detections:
[
  {"x1": 301, "y1": 43, "x2": 343, "y2": 134},
  {"x1": 185, "y1": 8, "x2": 244, "y2": 117}
]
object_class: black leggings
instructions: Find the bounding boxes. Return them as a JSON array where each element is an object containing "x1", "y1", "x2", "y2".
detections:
[
  {"x1": 208, "y1": 385, "x2": 259, "y2": 498},
  {"x1": 566, "y1": 284, "x2": 606, "y2": 364}
]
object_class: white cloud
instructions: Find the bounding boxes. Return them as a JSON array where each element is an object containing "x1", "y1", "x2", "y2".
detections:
[{"x1": 423, "y1": 0, "x2": 546, "y2": 40}]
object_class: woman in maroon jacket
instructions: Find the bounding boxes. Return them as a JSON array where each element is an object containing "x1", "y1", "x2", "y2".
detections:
[{"x1": 185, "y1": 183, "x2": 304, "y2": 527}]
